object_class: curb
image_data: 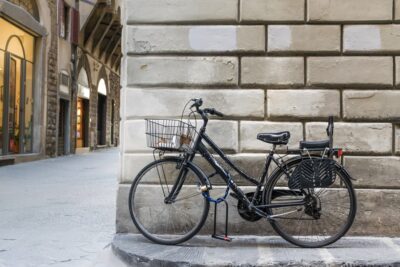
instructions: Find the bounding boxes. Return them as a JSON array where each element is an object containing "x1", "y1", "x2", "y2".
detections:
[{"x1": 112, "y1": 234, "x2": 400, "y2": 267}]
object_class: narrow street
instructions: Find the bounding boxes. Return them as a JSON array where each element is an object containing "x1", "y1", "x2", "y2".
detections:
[{"x1": 0, "y1": 148, "x2": 121, "y2": 267}]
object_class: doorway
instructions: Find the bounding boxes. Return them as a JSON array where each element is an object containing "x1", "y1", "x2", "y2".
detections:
[
  {"x1": 76, "y1": 98, "x2": 89, "y2": 148},
  {"x1": 76, "y1": 68, "x2": 90, "y2": 150},
  {"x1": 58, "y1": 99, "x2": 69, "y2": 155},
  {"x1": 97, "y1": 78, "x2": 107, "y2": 146},
  {"x1": 97, "y1": 94, "x2": 106, "y2": 146},
  {"x1": 111, "y1": 99, "x2": 115, "y2": 145}
]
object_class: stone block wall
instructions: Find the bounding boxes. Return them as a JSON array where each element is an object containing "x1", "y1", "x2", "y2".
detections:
[
  {"x1": 110, "y1": 71, "x2": 121, "y2": 146},
  {"x1": 45, "y1": 0, "x2": 58, "y2": 157},
  {"x1": 118, "y1": 0, "x2": 400, "y2": 235}
]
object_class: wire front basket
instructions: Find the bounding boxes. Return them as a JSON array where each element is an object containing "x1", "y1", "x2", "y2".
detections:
[{"x1": 145, "y1": 119, "x2": 197, "y2": 152}]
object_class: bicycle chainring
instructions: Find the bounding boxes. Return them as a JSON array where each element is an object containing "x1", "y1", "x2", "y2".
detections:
[{"x1": 237, "y1": 192, "x2": 264, "y2": 222}]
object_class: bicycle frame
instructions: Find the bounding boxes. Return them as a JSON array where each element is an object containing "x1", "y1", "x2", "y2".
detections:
[{"x1": 165, "y1": 129, "x2": 307, "y2": 219}]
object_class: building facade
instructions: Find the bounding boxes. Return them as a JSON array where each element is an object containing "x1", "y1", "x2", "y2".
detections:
[
  {"x1": 70, "y1": 0, "x2": 121, "y2": 155},
  {"x1": 118, "y1": 0, "x2": 400, "y2": 235},
  {"x1": 0, "y1": 0, "x2": 121, "y2": 165}
]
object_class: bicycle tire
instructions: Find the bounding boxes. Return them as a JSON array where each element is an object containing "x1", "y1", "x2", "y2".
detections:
[
  {"x1": 129, "y1": 157, "x2": 210, "y2": 245},
  {"x1": 264, "y1": 157, "x2": 357, "y2": 248}
]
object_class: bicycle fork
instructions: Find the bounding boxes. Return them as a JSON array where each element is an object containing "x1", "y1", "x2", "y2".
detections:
[{"x1": 163, "y1": 161, "x2": 190, "y2": 203}]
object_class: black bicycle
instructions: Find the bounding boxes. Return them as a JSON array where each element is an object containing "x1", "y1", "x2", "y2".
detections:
[{"x1": 129, "y1": 98, "x2": 357, "y2": 248}]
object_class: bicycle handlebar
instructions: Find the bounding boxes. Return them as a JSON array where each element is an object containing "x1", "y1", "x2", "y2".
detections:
[
  {"x1": 190, "y1": 98, "x2": 203, "y2": 109},
  {"x1": 190, "y1": 98, "x2": 224, "y2": 118}
]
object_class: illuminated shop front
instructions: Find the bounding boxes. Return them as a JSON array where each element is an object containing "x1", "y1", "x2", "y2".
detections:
[
  {"x1": 0, "y1": 0, "x2": 48, "y2": 164},
  {"x1": 0, "y1": 18, "x2": 34, "y2": 155},
  {"x1": 76, "y1": 68, "x2": 90, "y2": 149}
]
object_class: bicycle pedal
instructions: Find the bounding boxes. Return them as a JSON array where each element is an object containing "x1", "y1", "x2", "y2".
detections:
[{"x1": 212, "y1": 234, "x2": 232, "y2": 242}]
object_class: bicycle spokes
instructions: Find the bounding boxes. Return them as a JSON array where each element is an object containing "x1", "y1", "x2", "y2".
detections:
[{"x1": 266, "y1": 166, "x2": 355, "y2": 247}]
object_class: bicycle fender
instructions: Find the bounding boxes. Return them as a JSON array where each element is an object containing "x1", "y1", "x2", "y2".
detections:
[
  {"x1": 335, "y1": 162, "x2": 357, "y2": 181},
  {"x1": 186, "y1": 161, "x2": 212, "y2": 189},
  {"x1": 268, "y1": 156, "x2": 303, "y2": 182}
]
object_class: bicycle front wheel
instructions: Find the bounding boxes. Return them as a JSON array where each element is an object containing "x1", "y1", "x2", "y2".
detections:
[
  {"x1": 264, "y1": 157, "x2": 357, "y2": 248},
  {"x1": 129, "y1": 157, "x2": 210, "y2": 245}
]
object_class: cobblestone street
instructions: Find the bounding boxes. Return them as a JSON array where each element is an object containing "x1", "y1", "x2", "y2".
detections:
[{"x1": 0, "y1": 148, "x2": 121, "y2": 267}]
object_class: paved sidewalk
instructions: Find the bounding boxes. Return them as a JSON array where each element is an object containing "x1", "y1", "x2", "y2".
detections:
[
  {"x1": 0, "y1": 148, "x2": 120, "y2": 267},
  {"x1": 112, "y1": 234, "x2": 400, "y2": 267}
]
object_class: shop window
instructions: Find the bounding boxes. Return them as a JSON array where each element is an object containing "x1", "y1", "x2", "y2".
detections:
[
  {"x1": 0, "y1": 18, "x2": 35, "y2": 155},
  {"x1": 6, "y1": 37, "x2": 25, "y2": 58},
  {"x1": 0, "y1": 18, "x2": 35, "y2": 62}
]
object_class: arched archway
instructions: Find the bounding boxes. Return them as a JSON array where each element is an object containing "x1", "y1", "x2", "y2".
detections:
[
  {"x1": 5, "y1": 35, "x2": 26, "y2": 58},
  {"x1": 78, "y1": 67, "x2": 91, "y2": 98},
  {"x1": 97, "y1": 78, "x2": 107, "y2": 96},
  {"x1": 97, "y1": 78, "x2": 107, "y2": 146},
  {"x1": 96, "y1": 66, "x2": 109, "y2": 94}
]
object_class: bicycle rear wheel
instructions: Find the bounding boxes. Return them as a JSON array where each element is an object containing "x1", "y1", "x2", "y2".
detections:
[
  {"x1": 129, "y1": 157, "x2": 209, "y2": 245},
  {"x1": 264, "y1": 157, "x2": 357, "y2": 248}
]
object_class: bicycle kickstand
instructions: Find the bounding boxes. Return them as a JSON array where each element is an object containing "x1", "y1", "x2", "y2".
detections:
[{"x1": 211, "y1": 199, "x2": 232, "y2": 242}]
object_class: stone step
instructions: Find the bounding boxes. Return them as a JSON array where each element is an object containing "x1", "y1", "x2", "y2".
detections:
[{"x1": 112, "y1": 234, "x2": 400, "y2": 267}]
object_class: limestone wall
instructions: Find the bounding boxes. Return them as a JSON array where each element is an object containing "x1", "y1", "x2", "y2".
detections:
[
  {"x1": 44, "y1": 0, "x2": 58, "y2": 157},
  {"x1": 118, "y1": 0, "x2": 400, "y2": 235}
]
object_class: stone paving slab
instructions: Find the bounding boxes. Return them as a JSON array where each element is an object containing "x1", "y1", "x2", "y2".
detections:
[
  {"x1": 88, "y1": 245, "x2": 129, "y2": 267},
  {"x1": 112, "y1": 234, "x2": 400, "y2": 267},
  {"x1": 0, "y1": 148, "x2": 119, "y2": 267}
]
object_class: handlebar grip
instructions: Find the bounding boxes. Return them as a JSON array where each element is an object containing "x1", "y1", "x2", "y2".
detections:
[
  {"x1": 204, "y1": 108, "x2": 224, "y2": 117},
  {"x1": 213, "y1": 110, "x2": 224, "y2": 117}
]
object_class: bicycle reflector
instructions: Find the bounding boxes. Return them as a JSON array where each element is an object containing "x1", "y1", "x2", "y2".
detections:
[{"x1": 337, "y1": 148, "x2": 343, "y2": 158}]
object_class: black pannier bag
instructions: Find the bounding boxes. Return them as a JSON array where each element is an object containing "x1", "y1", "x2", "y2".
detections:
[{"x1": 288, "y1": 158, "x2": 336, "y2": 189}]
